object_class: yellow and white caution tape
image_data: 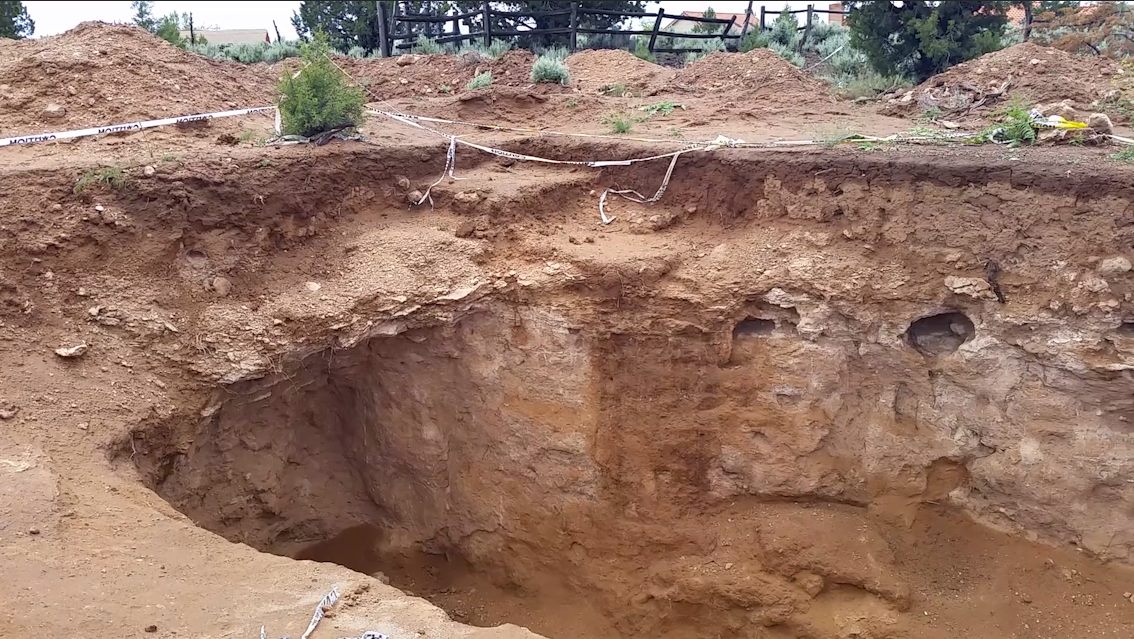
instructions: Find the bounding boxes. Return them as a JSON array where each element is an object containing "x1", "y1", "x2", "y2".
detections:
[{"x1": 0, "y1": 106, "x2": 277, "y2": 147}]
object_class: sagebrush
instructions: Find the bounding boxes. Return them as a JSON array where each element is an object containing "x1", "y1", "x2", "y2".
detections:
[
  {"x1": 531, "y1": 54, "x2": 570, "y2": 85},
  {"x1": 277, "y1": 35, "x2": 366, "y2": 137},
  {"x1": 467, "y1": 72, "x2": 493, "y2": 90}
]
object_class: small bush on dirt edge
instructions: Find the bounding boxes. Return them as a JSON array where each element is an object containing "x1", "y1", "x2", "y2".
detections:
[
  {"x1": 531, "y1": 54, "x2": 570, "y2": 85},
  {"x1": 74, "y1": 166, "x2": 127, "y2": 194},
  {"x1": 277, "y1": 34, "x2": 366, "y2": 138},
  {"x1": 1112, "y1": 146, "x2": 1134, "y2": 164},
  {"x1": 467, "y1": 72, "x2": 492, "y2": 90}
]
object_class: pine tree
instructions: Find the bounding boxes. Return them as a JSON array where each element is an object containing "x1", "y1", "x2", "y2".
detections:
[
  {"x1": 846, "y1": 0, "x2": 1009, "y2": 80},
  {"x1": 0, "y1": 0, "x2": 34, "y2": 39}
]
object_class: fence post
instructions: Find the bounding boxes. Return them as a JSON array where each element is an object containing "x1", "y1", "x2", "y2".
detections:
[
  {"x1": 798, "y1": 4, "x2": 814, "y2": 52},
  {"x1": 482, "y1": 1, "x2": 492, "y2": 47},
  {"x1": 722, "y1": 15, "x2": 736, "y2": 50},
  {"x1": 189, "y1": 13, "x2": 195, "y2": 45},
  {"x1": 569, "y1": 2, "x2": 579, "y2": 52},
  {"x1": 451, "y1": 11, "x2": 460, "y2": 43},
  {"x1": 648, "y1": 8, "x2": 664, "y2": 53},
  {"x1": 377, "y1": 1, "x2": 391, "y2": 56},
  {"x1": 272, "y1": 19, "x2": 283, "y2": 44},
  {"x1": 740, "y1": 0, "x2": 753, "y2": 39}
]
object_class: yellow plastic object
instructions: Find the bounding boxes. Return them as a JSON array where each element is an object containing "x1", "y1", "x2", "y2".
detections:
[{"x1": 1034, "y1": 114, "x2": 1088, "y2": 129}]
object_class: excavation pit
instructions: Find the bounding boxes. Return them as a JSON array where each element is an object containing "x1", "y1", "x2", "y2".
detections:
[{"x1": 93, "y1": 144, "x2": 1134, "y2": 638}]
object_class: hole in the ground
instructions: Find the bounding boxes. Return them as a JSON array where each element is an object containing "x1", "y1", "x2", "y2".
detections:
[
  {"x1": 733, "y1": 317, "x2": 776, "y2": 337},
  {"x1": 905, "y1": 311, "x2": 975, "y2": 356},
  {"x1": 184, "y1": 249, "x2": 208, "y2": 268},
  {"x1": 1117, "y1": 321, "x2": 1134, "y2": 336},
  {"x1": 120, "y1": 310, "x2": 920, "y2": 638}
]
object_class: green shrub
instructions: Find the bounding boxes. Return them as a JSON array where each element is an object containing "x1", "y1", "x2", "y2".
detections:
[
  {"x1": 603, "y1": 113, "x2": 635, "y2": 134},
  {"x1": 985, "y1": 103, "x2": 1037, "y2": 146},
  {"x1": 537, "y1": 46, "x2": 570, "y2": 62},
  {"x1": 263, "y1": 41, "x2": 300, "y2": 63},
  {"x1": 412, "y1": 34, "x2": 443, "y2": 54},
  {"x1": 277, "y1": 34, "x2": 366, "y2": 137},
  {"x1": 684, "y1": 37, "x2": 725, "y2": 65},
  {"x1": 228, "y1": 43, "x2": 267, "y2": 63},
  {"x1": 825, "y1": 70, "x2": 911, "y2": 99},
  {"x1": 1112, "y1": 146, "x2": 1134, "y2": 163},
  {"x1": 466, "y1": 72, "x2": 492, "y2": 90},
  {"x1": 632, "y1": 37, "x2": 655, "y2": 63},
  {"x1": 769, "y1": 42, "x2": 804, "y2": 67},
  {"x1": 740, "y1": 31, "x2": 770, "y2": 52},
  {"x1": 770, "y1": 6, "x2": 800, "y2": 49},
  {"x1": 531, "y1": 54, "x2": 570, "y2": 85},
  {"x1": 456, "y1": 41, "x2": 512, "y2": 60},
  {"x1": 347, "y1": 45, "x2": 367, "y2": 58}
]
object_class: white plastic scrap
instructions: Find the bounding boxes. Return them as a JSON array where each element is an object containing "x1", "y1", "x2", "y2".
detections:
[{"x1": 259, "y1": 586, "x2": 390, "y2": 639}]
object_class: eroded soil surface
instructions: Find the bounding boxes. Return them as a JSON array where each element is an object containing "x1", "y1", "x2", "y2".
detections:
[{"x1": 2, "y1": 21, "x2": 1134, "y2": 639}]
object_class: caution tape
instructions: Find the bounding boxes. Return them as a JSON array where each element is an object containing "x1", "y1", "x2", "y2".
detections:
[
  {"x1": 0, "y1": 106, "x2": 278, "y2": 147},
  {"x1": 258, "y1": 586, "x2": 391, "y2": 639}
]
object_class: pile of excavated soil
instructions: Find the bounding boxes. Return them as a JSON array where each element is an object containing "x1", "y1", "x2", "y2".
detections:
[
  {"x1": 566, "y1": 49, "x2": 674, "y2": 96},
  {"x1": 667, "y1": 49, "x2": 835, "y2": 106},
  {"x1": 345, "y1": 50, "x2": 536, "y2": 99},
  {"x1": 884, "y1": 42, "x2": 1124, "y2": 116},
  {"x1": 0, "y1": 22, "x2": 274, "y2": 135}
]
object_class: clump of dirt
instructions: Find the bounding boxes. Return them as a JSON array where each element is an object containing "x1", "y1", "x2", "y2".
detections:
[
  {"x1": 566, "y1": 49, "x2": 674, "y2": 96},
  {"x1": 0, "y1": 22, "x2": 274, "y2": 134},
  {"x1": 884, "y1": 42, "x2": 1124, "y2": 116},
  {"x1": 346, "y1": 49, "x2": 537, "y2": 99},
  {"x1": 667, "y1": 49, "x2": 835, "y2": 107}
]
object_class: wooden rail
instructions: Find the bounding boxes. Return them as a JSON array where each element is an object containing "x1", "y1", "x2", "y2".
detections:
[{"x1": 377, "y1": 1, "x2": 760, "y2": 56}]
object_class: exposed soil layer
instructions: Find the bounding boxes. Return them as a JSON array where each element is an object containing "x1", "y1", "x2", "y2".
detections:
[
  {"x1": 0, "y1": 140, "x2": 1120, "y2": 637},
  {"x1": 3, "y1": 21, "x2": 1134, "y2": 639}
]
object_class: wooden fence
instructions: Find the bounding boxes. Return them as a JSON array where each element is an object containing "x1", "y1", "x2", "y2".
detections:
[{"x1": 373, "y1": 2, "x2": 849, "y2": 57}]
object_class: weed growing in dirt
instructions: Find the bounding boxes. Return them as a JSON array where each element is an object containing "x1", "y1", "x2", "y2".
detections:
[
  {"x1": 603, "y1": 113, "x2": 635, "y2": 134},
  {"x1": 347, "y1": 46, "x2": 367, "y2": 59},
  {"x1": 74, "y1": 167, "x2": 127, "y2": 194},
  {"x1": 566, "y1": 97, "x2": 579, "y2": 108},
  {"x1": 467, "y1": 72, "x2": 493, "y2": 90},
  {"x1": 412, "y1": 35, "x2": 443, "y2": 55},
  {"x1": 531, "y1": 55, "x2": 570, "y2": 85},
  {"x1": 438, "y1": 84, "x2": 452, "y2": 94},
  {"x1": 277, "y1": 34, "x2": 366, "y2": 138},
  {"x1": 257, "y1": 158, "x2": 273, "y2": 168},
  {"x1": 639, "y1": 101, "x2": 685, "y2": 117},
  {"x1": 919, "y1": 106, "x2": 944, "y2": 122},
  {"x1": 986, "y1": 103, "x2": 1037, "y2": 146},
  {"x1": 1112, "y1": 147, "x2": 1134, "y2": 164}
]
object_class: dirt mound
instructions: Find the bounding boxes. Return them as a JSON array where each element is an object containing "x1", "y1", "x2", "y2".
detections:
[
  {"x1": 346, "y1": 50, "x2": 536, "y2": 100},
  {"x1": 885, "y1": 42, "x2": 1124, "y2": 116},
  {"x1": 566, "y1": 49, "x2": 674, "y2": 96},
  {"x1": 667, "y1": 49, "x2": 835, "y2": 106},
  {"x1": 0, "y1": 22, "x2": 275, "y2": 135}
]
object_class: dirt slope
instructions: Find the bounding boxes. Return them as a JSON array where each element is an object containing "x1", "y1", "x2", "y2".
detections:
[
  {"x1": 886, "y1": 42, "x2": 1124, "y2": 116},
  {"x1": 0, "y1": 22, "x2": 274, "y2": 135},
  {"x1": 566, "y1": 49, "x2": 674, "y2": 95},
  {"x1": 667, "y1": 49, "x2": 836, "y2": 107}
]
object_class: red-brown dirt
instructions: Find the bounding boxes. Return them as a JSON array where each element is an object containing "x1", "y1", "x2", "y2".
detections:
[
  {"x1": 566, "y1": 49, "x2": 675, "y2": 95},
  {"x1": 884, "y1": 41, "x2": 1125, "y2": 116},
  {"x1": 1, "y1": 21, "x2": 1133, "y2": 639},
  {"x1": 0, "y1": 22, "x2": 274, "y2": 134}
]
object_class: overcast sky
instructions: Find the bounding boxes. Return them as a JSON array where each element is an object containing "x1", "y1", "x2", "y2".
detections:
[{"x1": 24, "y1": 1, "x2": 823, "y2": 39}]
